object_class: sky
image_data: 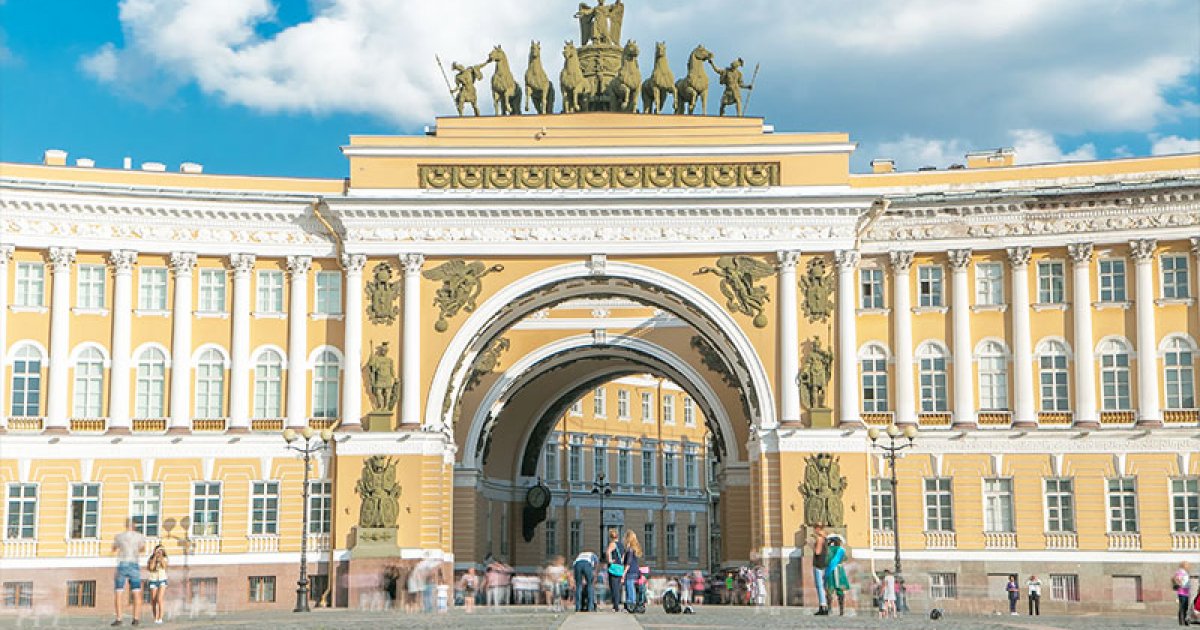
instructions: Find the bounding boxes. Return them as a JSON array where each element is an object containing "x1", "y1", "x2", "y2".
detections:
[{"x1": 1, "y1": 0, "x2": 1198, "y2": 179}]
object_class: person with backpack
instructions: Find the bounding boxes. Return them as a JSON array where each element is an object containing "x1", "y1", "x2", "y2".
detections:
[{"x1": 605, "y1": 529, "x2": 624, "y2": 612}]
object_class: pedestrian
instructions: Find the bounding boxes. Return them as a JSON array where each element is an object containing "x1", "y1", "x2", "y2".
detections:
[
  {"x1": 459, "y1": 567, "x2": 478, "y2": 614},
  {"x1": 1026, "y1": 574, "x2": 1041, "y2": 616},
  {"x1": 724, "y1": 572, "x2": 734, "y2": 604},
  {"x1": 1006, "y1": 574, "x2": 1020, "y2": 616},
  {"x1": 486, "y1": 559, "x2": 512, "y2": 608},
  {"x1": 544, "y1": 556, "x2": 566, "y2": 611},
  {"x1": 146, "y1": 544, "x2": 168, "y2": 625},
  {"x1": 680, "y1": 572, "x2": 692, "y2": 606},
  {"x1": 407, "y1": 563, "x2": 424, "y2": 612},
  {"x1": 812, "y1": 523, "x2": 829, "y2": 615},
  {"x1": 621, "y1": 529, "x2": 642, "y2": 613},
  {"x1": 823, "y1": 535, "x2": 849, "y2": 616},
  {"x1": 882, "y1": 569, "x2": 897, "y2": 619},
  {"x1": 605, "y1": 528, "x2": 624, "y2": 612},
  {"x1": 692, "y1": 571, "x2": 705, "y2": 605},
  {"x1": 1176, "y1": 561, "x2": 1192, "y2": 626},
  {"x1": 572, "y1": 549, "x2": 598, "y2": 612},
  {"x1": 111, "y1": 517, "x2": 145, "y2": 626}
]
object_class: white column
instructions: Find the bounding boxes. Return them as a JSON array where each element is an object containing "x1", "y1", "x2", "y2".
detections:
[
  {"x1": 1130, "y1": 239, "x2": 1161, "y2": 427},
  {"x1": 1068, "y1": 243, "x2": 1098, "y2": 428},
  {"x1": 341, "y1": 254, "x2": 367, "y2": 430},
  {"x1": 167, "y1": 252, "x2": 197, "y2": 433},
  {"x1": 286, "y1": 256, "x2": 312, "y2": 429},
  {"x1": 0, "y1": 245, "x2": 13, "y2": 431},
  {"x1": 835, "y1": 250, "x2": 860, "y2": 427},
  {"x1": 107, "y1": 251, "x2": 137, "y2": 433},
  {"x1": 776, "y1": 251, "x2": 801, "y2": 424},
  {"x1": 45, "y1": 247, "x2": 76, "y2": 432},
  {"x1": 228, "y1": 254, "x2": 255, "y2": 432},
  {"x1": 948, "y1": 249, "x2": 976, "y2": 429},
  {"x1": 890, "y1": 251, "x2": 916, "y2": 425},
  {"x1": 1007, "y1": 247, "x2": 1036, "y2": 428},
  {"x1": 401, "y1": 254, "x2": 425, "y2": 427},
  {"x1": 1193, "y1": 238, "x2": 1200, "y2": 335}
]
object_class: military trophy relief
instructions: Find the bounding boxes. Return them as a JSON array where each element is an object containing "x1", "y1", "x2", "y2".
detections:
[
  {"x1": 799, "y1": 453, "x2": 849, "y2": 548},
  {"x1": 365, "y1": 262, "x2": 401, "y2": 326},
  {"x1": 423, "y1": 259, "x2": 505, "y2": 333},
  {"x1": 353, "y1": 455, "x2": 402, "y2": 557},
  {"x1": 695, "y1": 255, "x2": 776, "y2": 328}
]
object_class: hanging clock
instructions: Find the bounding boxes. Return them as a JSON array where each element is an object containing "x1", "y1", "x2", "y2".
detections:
[{"x1": 526, "y1": 483, "x2": 552, "y2": 510}]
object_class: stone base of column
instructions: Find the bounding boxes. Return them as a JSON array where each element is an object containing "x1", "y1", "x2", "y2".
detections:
[
  {"x1": 1135, "y1": 419, "x2": 1163, "y2": 429},
  {"x1": 837, "y1": 420, "x2": 864, "y2": 430},
  {"x1": 165, "y1": 426, "x2": 191, "y2": 435},
  {"x1": 396, "y1": 423, "x2": 424, "y2": 432},
  {"x1": 43, "y1": 426, "x2": 69, "y2": 435},
  {"x1": 1072, "y1": 420, "x2": 1100, "y2": 430},
  {"x1": 1011, "y1": 420, "x2": 1038, "y2": 429},
  {"x1": 950, "y1": 422, "x2": 978, "y2": 431},
  {"x1": 339, "y1": 423, "x2": 364, "y2": 433},
  {"x1": 226, "y1": 427, "x2": 250, "y2": 434},
  {"x1": 778, "y1": 420, "x2": 805, "y2": 429},
  {"x1": 106, "y1": 427, "x2": 132, "y2": 436}
]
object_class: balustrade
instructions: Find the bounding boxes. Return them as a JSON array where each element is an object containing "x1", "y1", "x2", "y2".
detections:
[
  {"x1": 861, "y1": 412, "x2": 893, "y2": 427},
  {"x1": 69, "y1": 418, "x2": 107, "y2": 433},
  {"x1": 192, "y1": 418, "x2": 227, "y2": 432},
  {"x1": 1099, "y1": 411, "x2": 1136, "y2": 426},
  {"x1": 984, "y1": 532, "x2": 1017, "y2": 549},
  {"x1": 1106, "y1": 532, "x2": 1141, "y2": 551},
  {"x1": 1172, "y1": 532, "x2": 1200, "y2": 552},
  {"x1": 66, "y1": 538, "x2": 101, "y2": 557},
  {"x1": 977, "y1": 412, "x2": 1012, "y2": 428},
  {"x1": 7, "y1": 417, "x2": 44, "y2": 432},
  {"x1": 1164, "y1": 409, "x2": 1200, "y2": 425},
  {"x1": 1, "y1": 539, "x2": 37, "y2": 558},
  {"x1": 871, "y1": 530, "x2": 894, "y2": 548},
  {"x1": 247, "y1": 535, "x2": 280, "y2": 553},
  {"x1": 917, "y1": 413, "x2": 951, "y2": 427},
  {"x1": 190, "y1": 537, "x2": 222, "y2": 555},
  {"x1": 923, "y1": 531, "x2": 957, "y2": 549},
  {"x1": 308, "y1": 418, "x2": 338, "y2": 431},
  {"x1": 1037, "y1": 412, "x2": 1073, "y2": 427},
  {"x1": 132, "y1": 418, "x2": 167, "y2": 433},
  {"x1": 252, "y1": 418, "x2": 285, "y2": 432},
  {"x1": 306, "y1": 533, "x2": 331, "y2": 552},
  {"x1": 1043, "y1": 532, "x2": 1078, "y2": 549}
]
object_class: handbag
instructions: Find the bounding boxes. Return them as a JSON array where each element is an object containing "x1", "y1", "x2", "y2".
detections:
[{"x1": 609, "y1": 563, "x2": 626, "y2": 577}]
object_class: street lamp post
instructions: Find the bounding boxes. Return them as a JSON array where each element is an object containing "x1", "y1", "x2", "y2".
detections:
[
  {"x1": 591, "y1": 473, "x2": 613, "y2": 548},
  {"x1": 867, "y1": 424, "x2": 917, "y2": 579},
  {"x1": 283, "y1": 426, "x2": 333, "y2": 613}
]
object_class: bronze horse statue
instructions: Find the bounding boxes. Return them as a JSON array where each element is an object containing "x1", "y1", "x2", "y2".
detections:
[
  {"x1": 609, "y1": 40, "x2": 641, "y2": 113},
  {"x1": 675, "y1": 44, "x2": 713, "y2": 115},
  {"x1": 487, "y1": 45, "x2": 522, "y2": 116},
  {"x1": 524, "y1": 41, "x2": 556, "y2": 115},
  {"x1": 560, "y1": 41, "x2": 593, "y2": 113},
  {"x1": 641, "y1": 41, "x2": 675, "y2": 114}
]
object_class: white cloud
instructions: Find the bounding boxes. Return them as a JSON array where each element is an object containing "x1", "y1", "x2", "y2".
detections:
[
  {"x1": 1150, "y1": 134, "x2": 1200, "y2": 155},
  {"x1": 80, "y1": 43, "x2": 119, "y2": 82},
  {"x1": 1009, "y1": 129, "x2": 1095, "y2": 164},
  {"x1": 874, "y1": 135, "x2": 971, "y2": 170}
]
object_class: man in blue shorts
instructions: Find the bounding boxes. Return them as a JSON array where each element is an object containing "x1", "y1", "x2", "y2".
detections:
[{"x1": 111, "y1": 518, "x2": 145, "y2": 626}]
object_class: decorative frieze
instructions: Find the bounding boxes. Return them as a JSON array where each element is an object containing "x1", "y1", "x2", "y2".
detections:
[{"x1": 418, "y1": 162, "x2": 780, "y2": 190}]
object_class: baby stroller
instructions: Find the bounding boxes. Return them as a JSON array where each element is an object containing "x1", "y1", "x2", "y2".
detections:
[
  {"x1": 627, "y1": 566, "x2": 649, "y2": 614},
  {"x1": 1188, "y1": 590, "x2": 1200, "y2": 626}
]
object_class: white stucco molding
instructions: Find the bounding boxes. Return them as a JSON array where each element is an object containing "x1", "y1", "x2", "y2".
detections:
[{"x1": 771, "y1": 428, "x2": 1198, "y2": 455}]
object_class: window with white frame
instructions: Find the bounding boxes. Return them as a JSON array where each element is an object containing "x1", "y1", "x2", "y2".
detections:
[
  {"x1": 1172, "y1": 477, "x2": 1199, "y2": 533},
  {"x1": 9, "y1": 346, "x2": 42, "y2": 417},
  {"x1": 641, "y1": 392, "x2": 653, "y2": 423},
  {"x1": 138, "y1": 267, "x2": 167, "y2": 311},
  {"x1": 69, "y1": 483, "x2": 100, "y2": 539},
  {"x1": 568, "y1": 520, "x2": 581, "y2": 558},
  {"x1": 250, "y1": 481, "x2": 280, "y2": 536},
  {"x1": 15, "y1": 262, "x2": 45, "y2": 307},
  {"x1": 641, "y1": 446, "x2": 656, "y2": 486},
  {"x1": 1099, "y1": 339, "x2": 1132, "y2": 411},
  {"x1": 870, "y1": 478, "x2": 894, "y2": 531},
  {"x1": 617, "y1": 390, "x2": 630, "y2": 419},
  {"x1": 256, "y1": 270, "x2": 284, "y2": 313},
  {"x1": 131, "y1": 483, "x2": 161, "y2": 537},
  {"x1": 917, "y1": 265, "x2": 944, "y2": 307},
  {"x1": 924, "y1": 478, "x2": 953, "y2": 532},
  {"x1": 684, "y1": 451, "x2": 697, "y2": 489},
  {"x1": 569, "y1": 399, "x2": 583, "y2": 416},
  {"x1": 1107, "y1": 477, "x2": 1137, "y2": 533},
  {"x1": 930, "y1": 573, "x2": 958, "y2": 599},
  {"x1": 545, "y1": 520, "x2": 558, "y2": 557},
  {"x1": 643, "y1": 523, "x2": 656, "y2": 559},
  {"x1": 543, "y1": 442, "x2": 559, "y2": 481},
  {"x1": 593, "y1": 445, "x2": 608, "y2": 479},
  {"x1": 861, "y1": 345, "x2": 889, "y2": 413},
  {"x1": 311, "y1": 350, "x2": 340, "y2": 419},
  {"x1": 860, "y1": 268, "x2": 884, "y2": 309},
  {"x1": 72, "y1": 347, "x2": 105, "y2": 418},
  {"x1": 617, "y1": 448, "x2": 630, "y2": 485},
  {"x1": 1044, "y1": 478, "x2": 1076, "y2": 533},
  {"x1": 683, "y1": 396, "x2": 696, "y2": 425},
  {"x1": 687, "y1": 524, "x2": 699, "y2": 560},
  {"x1": 568, "y1": 441, "x2": 582, "y2": 482},
  {"x1": 1098, "y1": 259, "x2": 1127, "y2": 302},
  {"x1": 194, "y1": 349, "x2": 226, "y2": 418},
  {"x1": 197, "y1": 269, "x2": 226, "y2": 313},
  {"x1": 663, "y1": 394, "x2": 675, "y2": 424},
  {"x1": 1037, "y1": 261, "x2": 1065, "y2": 304},
  {"x1": 253, "y1": 350, "x2": 283, "y2": 418},
  {"x1": 134, "y1": 348, "x2": 166, "y2": 418},
  {"x1": 1038, "y1": 341, "x2": 1070, "y2": 412},
  {"x1": 249, "y1": 576, "x2": 276, "y2": 603},
  {"x1": 918, "y1": 344, "x2": 948, "y2": 413},
  {"x1": 1049, "y1": 574, "x2": 1079, "y2": 602},
  {"x1": 977, "y1": 341, "x2": 1009, "y2": 411},
  {"x1": 191, "y1": 482, "x2": 221, "y2": 537},
  {"x1": 76, "y1": 264, "x2": 105, "y2": 309},
  {"x1": 666, "y1": 523, "x2": 678, "y2": 559},
  {"x1": 5, "y1": 483, "x2": 37, "y2": 539},
  {"x1": 1163, "y1": 337, "x2": 1196, "y2": 409},
  {"x1": 314, "y1": 271, "x2": 342, "y2": 315},
  {"x1": 664, "y1": 451, "x2": 678, "y2": 487},
  {"x1": 983, "y1": 478, "x2": 1014, "y2": 532},
  {"x1": 593, "y1": 387, "x2": 606, "y2": 417},
  {"x1": 975, "y1": 262, "x2": 1004, "y2": 306},
  {"x1": 1162, "y1": 254, "x2": 1190, "y2": 299}
]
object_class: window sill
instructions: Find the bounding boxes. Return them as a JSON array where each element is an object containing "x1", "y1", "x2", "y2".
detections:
[
  {"x1": 252, "y1": 312, "x2": 287, "y2": 320},
  {"x1": 1155, "y1": 297, "x2": 1194, "y2": 307},
  {"x1": 309, "y1": 313, "x2": 344, "y2": 321},
  {"x1": 135, "y1": 309, "x2": 170, "y2": 318},
  {"x1": 971, "y1": 304, "x2": 1008, "y2": 313},
  {"x1": 9, "y1": 305, "x2": 47, "y2": 314},
  {"x1": 194, "y1": 311, "x2": 229, "y2": 320},
  {"x1": 1032, "y1": 303, "x2": 1068, "y2": 312},
  {"x1": 856, "y1": 307, "x2": 891, "y2": 316},
  {"x1": 1092, "y1": 301, "x2": 1132, "y2": 311},
  {"x1": 71, "y1": 308, "x2": 109, "y2": 316},
  {"x1": 912, "y1": 306, "x2": 948, "y2": 314}
]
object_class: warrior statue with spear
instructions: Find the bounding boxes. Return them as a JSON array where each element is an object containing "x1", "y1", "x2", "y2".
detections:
[
  {"x1": 437, "y1": 54, "x2": 486, "y2": 117},
  {"x1": 709, "y1": 57, "x2": 759, "y2": 117}
]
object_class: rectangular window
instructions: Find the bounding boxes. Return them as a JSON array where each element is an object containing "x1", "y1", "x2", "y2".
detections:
[
  {"x1": 568, "y1": 443, "x2": 582, "y2": 482},
  {"x1": 192, "y1": 482, "x2": 221, "y2": 537},
  {"x1": 76, "y1": 264, "x2": 106, "y2": 309},
  {"x1": 860, "y1": 268, "x2": 884, "y2": 309},
  {"x1": 929, "y1": 573, "x2": 958, "y2": 599},
  {"x1": 1107, "y1": 477, "x2": 1138, "y2": 533},
  {"x1": 3, "y1": 582, "x2": 32, "y2": 608},
  {"x1": 666, "y1": 523, "x2": 677, "y2": 560},
  {"x1": 314, "y1": 271, "x2": 342, "y2": 315},
  {"x1": 1049, "y1": 574, "x2": 1079, "y2": 602},
  {"x1": 1039, "y1": 354, "x2": 1070, "y2": 412},
  {"x1": 593, "y1": 388, "x2": 606, "y2": 417},
  {"x1": 617, "y1": 390, "x2": 630, "y2": 419},
  {"x1": 15, "y1": 262, "x2": 45, "y2": 307},
  {"x1": 10, "y1": 347, "x2": 40, "y2": 417},
  {"x1": 975, "y1": 262, "x2": 1004, "y2": 306},
  {"x1": 138, "y1": 267, "x2": 167, "y2": 311},
  {"x1": 919, "y1": 356, "x2": 948, "y2": 412},
  {"x1": 1172, "y1": 477, "x2": 1200, "y2": 533},
  {"x1": 593, "y1": 446, "x2": 607, "y2": 479},
  {"x1": 248, "y1": 576, "x2": 276, "y2": 603},
  {"x1": 1101, "y1": 352, "x2": 1132, "y2": 411},
  {"x1": 643, "y1": 523, "x2": 655, "y2": 559},
  {"x1": 983, "y1": 478, "x2": 1014, "y2": 533},
  {"x1": 978, "y1": 355, "x2": 1009, "y2": 411},
  {"x1": 544, "y1": 443, "x2": 559, "y2": 481},
  {"x1": 1165, "y1": 345, "x2": 1196, "y2": 410},
  {"x1": 253, "y1": 357, "x2": 282, "y2": 419},
  {"x1": 5, "y1": 484, "x2": 37, "y2": 540},
  {"x1": 663, "y1": 395, "x2": 675, "y2": 424},
  {"x1": 569, "y1": 520, "x2": 582, "y2": 558},
  {"x1": 917, "y1": 265, "x2": 943, "y2": 307},
  {"x1": 256, "y1": 270, "x2": 284, "y2": 313},
  {"x1": 545, "y1": 520, "x2": 558, "y2": 557},
  {"x1": 642, "y1": 447, "x2": 655, "y2": 486},
  {"x1": 684, "y1": 453, "x2": 697, "y2": 489},
  {"x1": 1037, "y1": 261, "x2": 1065, "y2": 304},
  {"x1": 924, "y1": 478, "x2": 954, "y2": 532},
  {"x1": 189, "y1": 578, "x2": 218, "y2": 606},
  {"x1": 663, "y1": 452, "x2": 677, "y2": 488},
  {"x1": 308, "y1": 481, "x2": 332, "y2": 535},
  {"x1": 641, "y1": 393, "x2": 653, "y2": 423},
  {"x1": 311, "y1": 358, "x2": 339, "y2": 419},
  {"x1": 1098, "y1": 259, "x2": 1127, "y2": 302},
  {"x1": 861, "y1": 354, "x2": 889, "y2": 413},
  {"x1": 66, "y1": 580, "x2": 96, "y2": 608},
  {"x1": 569, "y1": 400, "x2": 583, "y2": 416},
  {"x1": 1112, "y1": 575, "x2": 1143, "y2": 604},
  {"x1": 617, "y1": 449, "x2": 631, "y2": 486},
  {"x1": 69, "y1": 483, "x2": 101, "y2": 539},
  {"x1": 131, "y1": 483, "x2": 161, "y2": 537},
  {"x1": 686, "y1": 524, "x2": 698, "y2": 560},
  {"x1": 1162, "y1": 254, "x2": 1191, "y2": 299},
  {"x1": 197, "y1": 269, "x2": 226, "y2": 313},
  {"x1": 870, "y1": 478, "x2": 894, "y2": 531},
  {"x1": 683, "y1": 397, "x2": 696, "y2": 425},
  {"x1": 73, "y1": 352, "x2": 104, "y2": 418},
  {"x1": 1044, "y1": 478, "x2": 1076, "y2": 533}
]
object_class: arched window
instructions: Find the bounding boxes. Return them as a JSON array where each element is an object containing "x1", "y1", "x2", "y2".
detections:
[
  {"x1": 917, "y1": 343, "x2": 948, "y2": 413},
  {"x1": 1038, "y1": 341, "x2": 1070, "y2": 412},
  {"x1": 311, "y1": 350, "x2": 340, "y2": 419},
  {"x1": 860, "y1": 345, "x2": 889, "y2": 413},
  {"x1": 73, "y1": 348, "x2": 105, "y2": 418},
  {"x1": 1163, "y1": 337, "x2": 1196, "y2": 410},
  {"x1": 10, "y1": 345, "x2": 43, "y2": 417},
  {"x1": 253, "y1": 350, "x2": 284, "y2": 419},
  {"x1": 1098, "y1": 339, "x2": 1132, "y2": 411},
  {"x1": 135, "y1": 348, "x2": 166, "y2": 418},
  {"x1": 194, "y1": 349, "x2": 226, "y2": 418},
  {"x1": 977, "y1": 341, "x2": 1009, "y2": 412}
]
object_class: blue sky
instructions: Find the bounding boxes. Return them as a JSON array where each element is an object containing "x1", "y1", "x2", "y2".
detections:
[{"x1": 1, "y1": 0, "x2": 1198, "y2": 179}]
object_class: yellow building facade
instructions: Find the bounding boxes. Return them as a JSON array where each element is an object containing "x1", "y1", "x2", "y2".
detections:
[{"x1": 0, "y1": 114, "x2": 1198, "y2": 615}]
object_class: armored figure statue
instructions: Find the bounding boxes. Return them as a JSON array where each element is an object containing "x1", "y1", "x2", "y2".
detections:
[
  {"x1": 452, "y1": 61, "x2": 487, "y2": 116},
  {"x1": 800, "y1": 336, "x2": 834, "y2": 409},
  {"x1": 356, "y1": 455, "x2": 401, "y2": 529},
  {"x1": 799, "y1": 453, "x2": 847, "y2": 527},
  {"x1": 365, "y1": 342, "x2": 399, "y2": 412},
  {"x1": 709, "y1": 57, "x2": 753, "y2": 117}
]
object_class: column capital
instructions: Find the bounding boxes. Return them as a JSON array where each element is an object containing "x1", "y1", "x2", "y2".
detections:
[
  {"x1": 776, "y1": 251, "x2": 801, "y2": 270},
  {"x1": 1128, "y1": 238, "x2": 1157, "y2": 264},
  {"x1": 48, "y1": 247, "x2": 77, "y2": 273},
  {"x1": 230, "y1": 253, "x2": 256, "y2": 275},
  {"x1": 286, "y1": 255, "x2": 312, "y2": 278},
  {"x1": 169, "y1": 252, "x2": 197, "y2": 276},
  {"x1": 947, "y1": 249, "x2": 973, "y2": 271},
  {"x1": 1005, "y1": 246, "x2": 1032, "y2": 269},
  {"x1": 834, "y1": 250, "x2": 860, "y2": 271},
  {"x1": 1067, "y1": 242, "x2": 1093, "y2": 265},
  {"x1": 888, "y1": 250, "x2": 914, "y2": 273},
  {"x1": 340, "y1": 253, "x2": 368, "y2": 274},
  {"x1": 1191, "y1": 236, "x2": 1200, "y2": 256},
  {"x1": 402, "y1": 253, "x2": 425, "y2": 276},
  {"x1": 0, "y1": 244, "x2": 13, "y2": 264},
  {"x1": 108, "y1": 250, "x2": 138, "y2": 276}
]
